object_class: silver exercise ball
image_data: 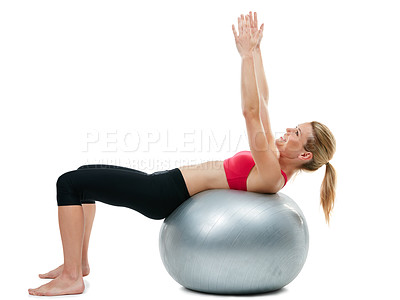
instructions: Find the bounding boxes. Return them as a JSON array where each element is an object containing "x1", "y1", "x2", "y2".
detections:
[{"x1": 159, "y1": 189, "x2": 309, "y2": 295}]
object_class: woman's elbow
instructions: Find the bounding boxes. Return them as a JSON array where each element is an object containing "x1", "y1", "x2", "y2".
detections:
[{"x1": 242, "y1": 108, "x2": 259, "y2": 119}]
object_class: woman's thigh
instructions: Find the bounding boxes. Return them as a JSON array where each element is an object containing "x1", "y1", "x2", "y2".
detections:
[{"x1": 57, "y1": 166, "x2": 187, "y2": 219}]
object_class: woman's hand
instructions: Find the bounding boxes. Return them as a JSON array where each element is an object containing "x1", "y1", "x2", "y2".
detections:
[
  {"x1": 232, "y1": 12, "x2": 264, "y2": 58},
  {"x1": 248, "y1": 12, "x2": 264, "y2": 50}
]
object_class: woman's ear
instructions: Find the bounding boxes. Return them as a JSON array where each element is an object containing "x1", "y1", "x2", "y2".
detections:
[{"x1": 298, "y1": 151, "x2": 313, "y2": 162}]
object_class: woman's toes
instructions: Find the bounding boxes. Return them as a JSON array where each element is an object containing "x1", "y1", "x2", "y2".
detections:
[
  {"x1": 39, "y1": 272, "x2": 53, "y2": 279},
  {"x1": 38, "y1": 265, "x2": 64, "y2": 279},
  {"x1": 28, "y1": 288, "x2": 37, "y2": 296}
]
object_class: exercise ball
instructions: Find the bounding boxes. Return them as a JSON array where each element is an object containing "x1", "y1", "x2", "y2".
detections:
[{"x1": 159, "y1": 189, "x2": 309, "y2": 295}]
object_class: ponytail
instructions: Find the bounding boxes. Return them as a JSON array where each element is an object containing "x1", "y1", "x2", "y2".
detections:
[
  {"x1": 320, "y1": 162, "x2": 337, "y2": 224},
  {"x1": 301, "y1": 121, "x2": 336, "y2": 225}
]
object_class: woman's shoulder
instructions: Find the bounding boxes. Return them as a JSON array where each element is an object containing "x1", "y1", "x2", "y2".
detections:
[{"x1": 247, "y1": 164, "x2": 284, "y2": 194}]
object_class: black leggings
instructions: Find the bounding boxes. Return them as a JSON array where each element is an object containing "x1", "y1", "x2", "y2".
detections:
[{"x1": 56, "y1": 164, "x2": 191, "y2": 220}]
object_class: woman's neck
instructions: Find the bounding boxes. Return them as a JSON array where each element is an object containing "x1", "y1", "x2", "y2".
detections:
[{"x1": 278, "y1": 156, "x2": 299, "y2": 180}]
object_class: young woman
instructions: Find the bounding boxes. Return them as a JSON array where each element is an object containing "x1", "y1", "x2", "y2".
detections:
[{"x1": 28, "y1": 11, "x2": 336, "y2": 296}]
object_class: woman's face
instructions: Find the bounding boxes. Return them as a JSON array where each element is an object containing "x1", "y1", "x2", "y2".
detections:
[{"x1": 275, "y1": 122, "x2": 313, "y2": 160}]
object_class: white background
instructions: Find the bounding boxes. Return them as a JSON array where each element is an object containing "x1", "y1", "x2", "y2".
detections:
[{"x1": 1, "y1": 0, "x2": 399, "y2": 299}]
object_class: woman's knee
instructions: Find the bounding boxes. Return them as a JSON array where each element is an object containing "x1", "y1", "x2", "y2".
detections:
[
  {"x1": 56, "y1": 171, "x2": 81, "y2": 206},
  {"x1": 56, "y1": 171, "x2": 75, "y2": 188}
]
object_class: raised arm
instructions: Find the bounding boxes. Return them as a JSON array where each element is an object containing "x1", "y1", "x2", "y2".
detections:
[
  {"x1": 232, "y1": 13, "x2": 281, "y2": 191},
  {"x1": 248, "y1": 12, "x2": 276, "y2": 152},
  {"x1": 249, "y1": 12, "x2": 269, "y2": 105},
  {"x1": 233, "y1": 14, "x2": 261, "y2": 115},
  {"x1": 253, "y1": 48, "x2": 269, "y2": 104}
]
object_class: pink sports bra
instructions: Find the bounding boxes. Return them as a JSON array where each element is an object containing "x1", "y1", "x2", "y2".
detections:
[{"x1": 223, "y1": 151, "x2": 288, "y2": 191}]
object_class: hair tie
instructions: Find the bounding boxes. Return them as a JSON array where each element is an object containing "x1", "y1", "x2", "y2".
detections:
[{"x1": 326, "y1": 162, "x2": 330, "y2": 166}]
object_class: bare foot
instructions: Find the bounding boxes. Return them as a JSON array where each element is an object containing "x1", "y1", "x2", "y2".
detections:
[
  {"x1": 28, "y1": 274, "x2": 85, "y2": 296},
  {"x1": 39, "y1": 264, "x2": 90, "y2": 279}
]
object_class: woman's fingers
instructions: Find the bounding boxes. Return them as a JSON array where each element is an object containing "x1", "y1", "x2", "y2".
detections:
[
  {"x1": 238, "y1": 16, "x2": 243, "y2": 35},
  {"x1": 232, "y1": 24, "x2": 238, "y2": 40},
  {"x1": 256, "y1": 23, "x2": 264, "y2": 45},
  {"x1": 247, "y1": 11, "x2": 260, "y2": 31},
  {"x1": 244, "y1": 15, "x2": 250, "y2": 34},
  {"x1": 233, "y1": 12, "x2": 263, "y2": 55},
  {"x1": 235, "y1": 12, "x2": 261, "y2": 38},
  {"x1": 249, "y1": 11, "x2": 254, "y2": 28}
]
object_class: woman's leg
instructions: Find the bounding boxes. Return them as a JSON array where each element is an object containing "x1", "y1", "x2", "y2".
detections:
[
  {"x1": 38, "y1": 203, "x2": 95, "y2": 279},
  {"x1": 38, "y1": 164, "x2": 138, "y2": 280},
  {"x1": 81, "y1": 203, "x2": 96, "y2": 274},
  {"x1": 29, "y1": 165, "x2": 189, "y2": 296},
  {"x1": 29, "y1": 206, "x2": 85, "y2": 296}
]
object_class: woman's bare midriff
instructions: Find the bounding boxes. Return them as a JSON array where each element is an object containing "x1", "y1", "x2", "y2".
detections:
[
  {"x1": 179, "y1": 160, "x2": 282, "y2": 197},
  {"x1": 179, "y1": 161, "x2": 229, "y2": 197}
]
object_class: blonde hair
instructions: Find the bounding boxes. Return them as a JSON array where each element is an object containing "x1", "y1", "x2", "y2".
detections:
[{"x1": 300, "y1": 121, "x2": 337, "y2": 225}]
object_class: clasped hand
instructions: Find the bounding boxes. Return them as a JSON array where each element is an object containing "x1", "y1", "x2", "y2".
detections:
[{"x1": 232, "y1": 11, "x2": 264, "y2": 58}]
